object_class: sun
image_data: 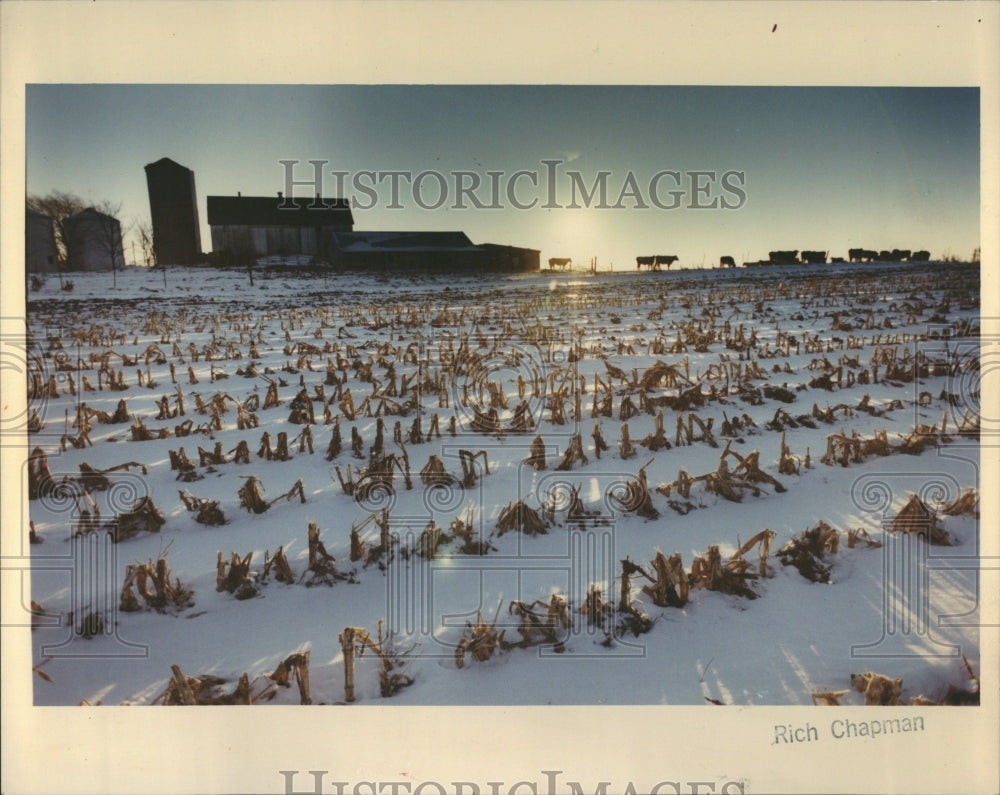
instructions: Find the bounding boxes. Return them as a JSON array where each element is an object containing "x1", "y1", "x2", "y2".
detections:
[{"x1": 546, "y1": 208, "x2": 609, "y2": 268}]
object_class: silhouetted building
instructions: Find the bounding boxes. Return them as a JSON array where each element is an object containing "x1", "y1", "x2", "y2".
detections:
[
  {"x1": 206, "y1": 192, "x2": 538, "y2": 272},
  {"x1": 477, "y1": 243, "x2": 540, "y2": 273},
  {"x1": 145, "y1": 157, "x2": 202, "y2": 265},
  {"x1": 207, "y1": 193, "x2": 354, "y2": 261},
  {"x1": 26, "y1": 209, "x2": 58, "y2": 274},
  {"x1": 329, "y1": 231, "x2": 539, "y2": 272},
  {"x1": 64, "y1": 208, "x2": 125, "y2": 272}
]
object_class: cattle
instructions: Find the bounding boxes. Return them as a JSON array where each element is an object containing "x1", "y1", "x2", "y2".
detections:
[
  {"x1": 878, "y1": 250, "x2": 892, "y2": 261},
  {"x1": 889, "y1": 249, "x2": 911, "y2": 262},
  {"x1": 909, "y1": 250, "x2": 931, "y2": 262},
  {"x1": 800, "y1": 250, "x2": 827, "y2": 264},
  {"x1": 548, "y1": 257, "x2": 572, "y2": 271},
  {"x1": 848, "y1": 248, "x2": 879, "y2": 262},
  {"x1": 720, "y1": 255, "x2": 736, "y2": 268},
  {"x1": 654, "y1": 254, "x2": 679, "y2": 270},
  {"x1": 636, "y1": 256, "x2": 655, "y2": 269},
  {"x1": 768, "y1": 250, "x2": 799, "y2": 266}
]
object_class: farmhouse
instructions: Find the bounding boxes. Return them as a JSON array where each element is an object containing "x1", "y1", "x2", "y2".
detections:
[
  {"x1": 64, "y1": 207, "x2": 126, "y2": 272},
  {"x1": 25, "y1": 210, "x2": 58, "y2": 274},
  {"x1": 145, "y1": 157, "x2": 203, "y2": 265}
]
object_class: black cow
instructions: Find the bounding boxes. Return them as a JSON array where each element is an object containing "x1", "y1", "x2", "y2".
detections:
[
  {"x1": 548, "y1": 257, "x2": 572, "y2": 270},
  {"x1": 654, "y1": 254, "x2": 679, "y2": 270},
  {"x1": 720, "y1": 255, "x2": 736, "y2": 268},
  {"x1": 800, "y1": 250, "x2": 827, "y2": 264},
  {"x1": 636, "y1": 255, "x2": 655, "y2": 270},
  {"x1": 909, "y1": 250, "x2": 930, "y2": 262},
  {"x1": 889, "y1": 249, "x2": 911, "y2": 262},
  {"x1": 849, "y1": 248, "x2": 880, "y2": 262},
  {"x1": 768, "y1": 250, "x2": 799, "y2": 266}
]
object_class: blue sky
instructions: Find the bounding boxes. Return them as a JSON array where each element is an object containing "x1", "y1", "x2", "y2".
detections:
[{"x1": 25, "y1": 84, "x2": 980, "y2": 267}]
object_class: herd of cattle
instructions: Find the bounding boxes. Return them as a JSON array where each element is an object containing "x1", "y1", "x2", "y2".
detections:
[
  {"x1": 743, "y1": 248, "x2": 932, "y2": 267},
  {"x1": 546, "y1": 248, "x2": 934, "y2": 271}
]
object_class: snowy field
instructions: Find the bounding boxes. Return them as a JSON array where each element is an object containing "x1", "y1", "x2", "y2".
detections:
[{"x1": 21, "y1": 260, "x2": 982, "y2": 707}]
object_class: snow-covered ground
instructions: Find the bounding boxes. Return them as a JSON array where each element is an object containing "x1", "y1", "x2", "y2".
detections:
[{"x1": 20, "y1": 261, "x2": 982, "y2": 708}]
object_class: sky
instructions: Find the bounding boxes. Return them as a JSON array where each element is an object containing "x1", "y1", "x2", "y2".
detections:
[{"x1": 25, "y1": 84, "x2": 980, "y2": 268}]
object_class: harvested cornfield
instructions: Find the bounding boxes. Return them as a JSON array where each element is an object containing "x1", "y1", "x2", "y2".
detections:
[{"x1": 22, "y1": 261, "x2": 980, "y2": 715}]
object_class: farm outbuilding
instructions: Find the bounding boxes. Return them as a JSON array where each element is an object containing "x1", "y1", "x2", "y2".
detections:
[
  {"x1": 25, "y1": 209, "x2": 58, "y2": 274},
  {"x1": 64, "y1": 207, "x2": 126, "y2": 272},
  {"x1": 145, "y1": 157, "x2": 203, "y2": 265},
  {"x1": 328, "y1": 231, "x2": 539, "y2": 272},
  {"x1": 206, "y1": 192, "x2": 538, "y2": 272},
  {"x1": 207, "y1": 193, "x2": 354, "y2": 262}
]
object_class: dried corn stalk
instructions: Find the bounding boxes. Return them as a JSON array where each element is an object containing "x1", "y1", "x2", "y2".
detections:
[
  {"x1": 639, "y1": 411, "x2": 670, "y2": 452},
  {"x1": 811, "y1": 689, "x2": 849, "y2": 706},
  {"x1": 339, "y1": 622, "x2": 416, "y2": 701},
  {"x1": 449, "y1": 510, "x2": 494, "y2": 555},
  {"x1": 155, "y1": 665, "x2": 251, "y2": 706},
  {"x1": 178, "y1": 490, "x2": 226, "y2": 525},
  {"x1": 420, "y1": 454, "x2": 459, "y2": 488},
  {"x1": 845, "y1": 527, "x2": 881, "y2": 549},
  {"x1": 27, "y1": 447, "x2": 55, "y2": 500},
  {"x1": 619, "y1": 423, "x2": 636, "y2": 460},
  {"x1": 641, "y1": 550, "x2": 690, "y2": 607},
  {"x1": 77, "y1": 460, "x2": 148, "y2": 493},
  {"x1": 555, "y1": 433, "x2": 588, "y2": 471},
  {"x1": 216, "y1": 551, "x2": 257, "y2": 599},
  {"x1": 891, "y1": 494, "x2": 950, "y2": 546},
  {"x1": 454, "y1": 600, "x2": 505, "y2": 668},
  {"x1": 120, "y1": 555, "x2": 193, "y2": 612},
  {"x1": 850, "y1": 671, "x2": 902, "y2": 706},
  {"x1": 938, "y1": 487, "x2": 978, "y2": 517},
  {"x1": 617, "y1": 558, "x2": 655, "y2": 636},
  {"x1": 265, "y1": 651, "x2": 312, "y2": 704},
  {"x1": 263, "y1": 546, "x2": 295, "y2": 584},
  {"x1": 506, "y1": 595, "x2": 570, "y2": 651},
  {"x1": 527, "y1": 434, "x2": 546, "y2": 470},
  {"x1": 690, "y1": 543, "x2": 761, "y2": 599},
  {"x1": 110, "y1": 496, "x2": 166, "y2": 543},
  {"x1": 238, "y1": 475, "x2": 305, "y2": 514},
  {"x1": 608, "y1": 459, "x2": 659, "y2": 519},
  {"x1": 303, "y1": 520, "x2": 352, "y2": 586},
  {"x1": 777, "y1": 521, "x2": 840, "y2": 583},
  {"x1": 496, "y1": 500, "x2": 547, "y2": 536}
]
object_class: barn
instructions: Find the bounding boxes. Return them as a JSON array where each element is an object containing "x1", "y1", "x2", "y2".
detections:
[
  {"x1": 64, "y1": 208, "x2": 126, "y2": 272},
  {"x1": 207, "y1": 193, "x2": 354, "y2": 262},
  {"x1": 25, "y1": 210, "x2": 58, "y2": 274},
  {"x1": 207, "y1": 192, "x2": 539, "y2": 272},
  {"x1": 145, "y1": 157, "x2": 203, "y2": 265},
  {"x1": 328, "y1": 231, "x2": 539, "y2": 273}
]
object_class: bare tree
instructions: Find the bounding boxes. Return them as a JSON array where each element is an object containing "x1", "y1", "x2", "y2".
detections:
[
  {"x1": 135, "y1": 217, "x2": 157, "y2": 268},
  {"x1": 89, "y1": 201, "x2": 130, "y2": 287},
  {"x1": 225, "y1": 228, "x2": 258, "y2": 286},
  {"x1": 26, "y1": 191, "x2": 86, "y2": 269},
  {"x1": 135, "y1": 216, "x2": 169, "y2": 288}
]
